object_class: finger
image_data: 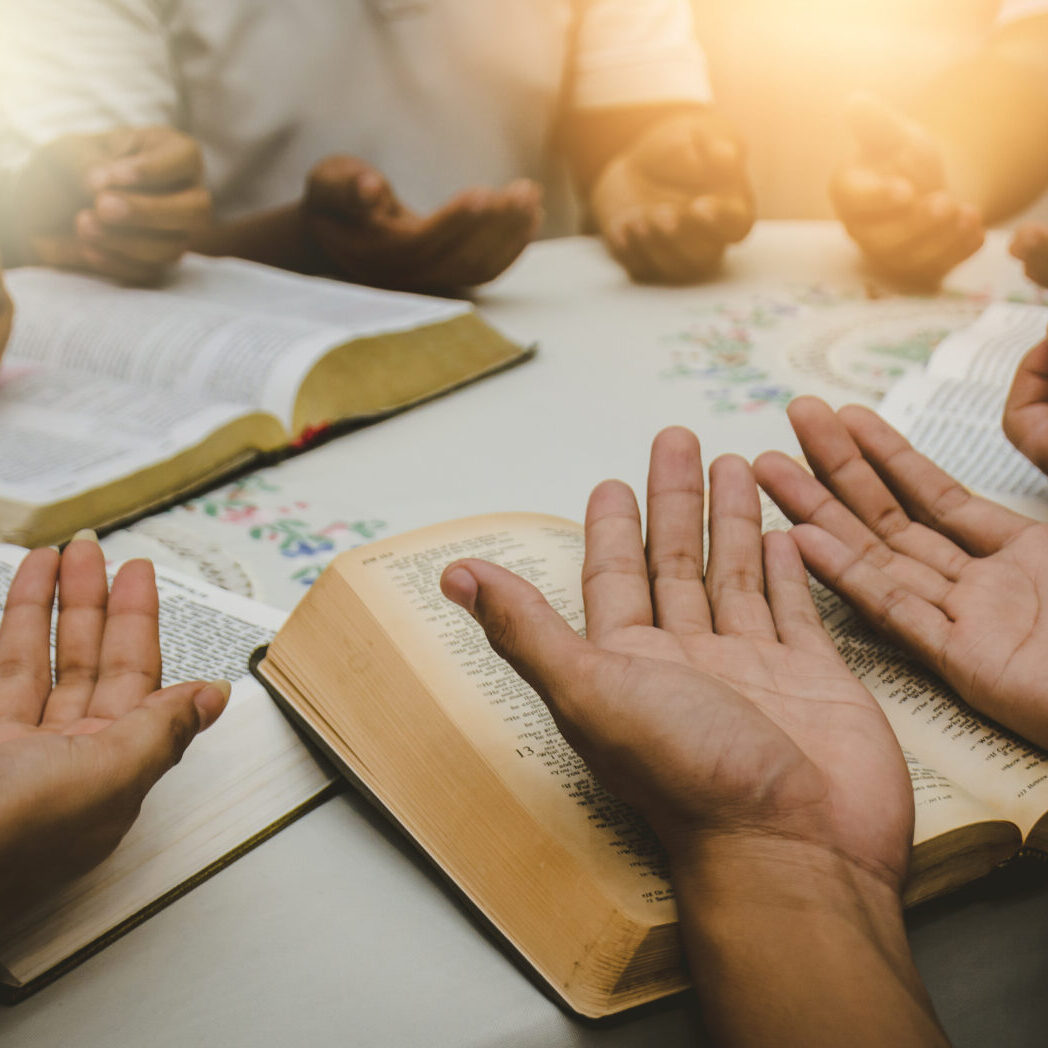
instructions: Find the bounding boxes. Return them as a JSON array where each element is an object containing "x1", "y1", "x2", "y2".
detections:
[
  {"x1": 625, "y1": 211, "x2": 723, "y2": 284},
  {"x1": 830, "y1": 166, "x2": 915, "y2": 221},
  {"x1": 93, "y1": 185, "x2": 212, "y2": 233},
  {"x1": 86, "y1": 559, "x2": 162, "y2": 720},
  {"x1": 772, "y1": 398, "x2": 973, "y2": 578},
  {"x1": 440, "y1": 559, "x2": 600, "y2": 732},
  {"x1": 41, "y1": 533, "x2": 108, "y2": 727},
  {"x1": 645, "y1": 426, "x2": 711, "y2": 634},
  {"x1": 705, "y1": 454, "x2": 777, "y2": 638},
  {"x1": 0, "y1": 548, "x2": 60, "y2": 724},
  {"x1": 790, "y1": 522, "x2": 951, "y2": 672},
  {"x1": 837, "y1": 403, "x2": 1033, "y2": 554},
  {"x1": 582, "y1": 479, "x2": 653, "y2": 641},
  {"x1": 95, "y1": 679, "x2": 231, "y2": 798},
  {"x1": 686, "y1": 193, "x2": 754, "y2": 245},
  {"x1": 1008, "y1": 222, "x2": 1048, "y2": 264},
  {"x1": 89, "y1": 128, "x2": 203, "y2": 192},
  {"x1": 306, "y1": 155, "x2": 394, "y2": 218},
  {"x1": 1003, "y1": 336, "x2": 1048, "y2": 474},
  {"x1": 77, "y1": 209, "x2": 190, "y2": 265},
  {"x1": 851, "y1": 192, "x2": 962, "y2": 259},
  {"x1": 609, "y1": 216, "x2": 680, "y2": 284},
  {"x1": 754, "y1": 448, "x2": 961, "y2": 598},
  {"x1": 75, "y1": 241, "x2": 171, "y2": 286},
  {"x1": 762, "y1": 531, "x2": 836, "y2": 656},
  {"x1": 890, "y1": 209, "x2": 984, "y2": 284}
]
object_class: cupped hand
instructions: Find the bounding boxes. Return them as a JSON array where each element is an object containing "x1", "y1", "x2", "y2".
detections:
[
  {"x1": 302, "y1": 156, "x2": 542, "y2": 292},
  {"x1": 755, "y1": 396, "x2": 1048, "y2": 750},
  {"x1": 0, "y1": 536, "x2": 229, "y2": 925},
  {"x1": 440, "y1": 427, "x2": 911, "y2": 888},
  {"x1": 590, "y1": 110, "x2": 755, "y2": 285},
  {"x1": 830, "y1": 95, "x2": 984, "y2": 287},
  {"x1": 1010, "y1": 222, "x2": 1048, "y2": 288},
  {"x1": 11, "y1": 126, "x2": 211, "y2": 285}
]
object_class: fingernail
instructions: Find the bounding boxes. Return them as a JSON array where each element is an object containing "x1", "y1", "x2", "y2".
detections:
[
  {"x1": 442, "y1": 566, "x2": 478, "y2": 614},
  {"x1": 71, "y1": 528, "x2": 99, "y2": 543},
  {"x1": 194, "y1": 679, "x2": 233, "y2": 729},
  {"x1": 96, "y1": 193, "x2": 130, "y2": 220},
  {"x1": 207, "y1": 679, "x2": 233, "y2": 700}
]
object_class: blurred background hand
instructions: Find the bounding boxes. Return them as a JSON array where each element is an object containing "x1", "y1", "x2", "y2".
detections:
[
  {"x1": 10, "y1": 126, "x2": 211, "y2": 286},
  {"x1": 589, "y1": 110, "x2": 754, "y2": 284},
  {"x1": 302, "y1": 155, "x2": 543, "y2": 292},
  {"x1": 831, "y1": 94, "x2": 984, "y2": 287}
]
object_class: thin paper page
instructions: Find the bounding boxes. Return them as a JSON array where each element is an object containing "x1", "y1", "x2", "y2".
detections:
[
  {"x1": 0, "y1": 367, "x2": 248, "y2": 503},
  {"x1": 878, "y1": 372, "x2": 1048, "y2": 515},
  {"x1": 338, "y1": 514, "x2": 675, "y2": 916},
  {"x1": 923, "y1": 303, "x2": 1048, "y2": 385}
]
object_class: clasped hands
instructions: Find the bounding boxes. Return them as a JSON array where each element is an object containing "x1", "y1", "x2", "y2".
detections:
[{"x1": 9, "y1": 126, "x2": 211, "y2": 286}]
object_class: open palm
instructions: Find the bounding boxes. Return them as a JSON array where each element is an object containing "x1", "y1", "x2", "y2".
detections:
[
  {"x1": 756, "y1": 396, "x2": 1048, "y2": 750},
  {"x1": 0, "y1": 538, "x2": 228, "y2": 925},
  {"x1": 442, "y1": 428, "x2": 912, "y2": 889}
]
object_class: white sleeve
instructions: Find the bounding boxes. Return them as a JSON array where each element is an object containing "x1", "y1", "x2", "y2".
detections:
[
  {"x1": 996, "y1": 0, "x2": 1048, "y2": 22},
  {"x1": 0, "y1": 0, "x2": 179, "y2": 171},
  {"x1": 570, "y1": 0, "x2": 712, "y2": 110}
]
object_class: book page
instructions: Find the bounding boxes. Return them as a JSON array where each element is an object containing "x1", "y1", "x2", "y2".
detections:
[
  {"x1": 337, "y1": 514, "x2": 675, "y2": 915},
  {"x1": 879, "y1": 303, "x2": 1048, "y2": 518},
  {"x1": 0, "y1": 545, "x2": 333, "y2": 984},
  {"x1": 757, "y1": 501, "x2": 1048, "y2": 839},
  {"x1": 810, "y1": 581, "x2": 1048, "y2": 838},
  {"x1": 0, "y1": 367, "x2": 248, "y2": 504},
  {"x1": 5, "y1": 257, "x2": 470, "y2": 426}
]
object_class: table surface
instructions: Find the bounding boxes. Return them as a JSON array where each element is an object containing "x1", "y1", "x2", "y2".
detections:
[{"x1": 5, "y1": 221, "x2": 1048, "y2": 1046}]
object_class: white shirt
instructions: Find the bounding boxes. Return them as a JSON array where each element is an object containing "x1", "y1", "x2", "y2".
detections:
[{"x1": 0, "y1": 0, "x2": 712, "y2": 234}]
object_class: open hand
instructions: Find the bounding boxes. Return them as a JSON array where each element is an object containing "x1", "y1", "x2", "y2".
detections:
[
  {"x1": 831, "y1": 95, "x2": 983, "y2": 287},
  {"x1": 589, "y1": 110, "x2": 754, "y2": 285},
  {"x1": 10, "y1": 126, "x2": 210, "y2": 285},
  {"x1": 302, "y1": 156, "x2": 542, "y2": 292},
  {"x1": 0, "y1": 536, "x2": 229, "y2": 925},
  {"x1": 441, "y1": 427, "x2": 911, "y2": 888},
  {"x1": 1010, "y1": 222, "x2": 1048, "y2": 288},
  {"x1": 756, "y1": 396, "x2": 1048, "y2": 750}
]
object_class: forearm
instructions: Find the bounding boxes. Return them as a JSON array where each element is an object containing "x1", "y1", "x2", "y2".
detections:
[
  {"x1": 190, "y1": 202, "x2": 320, "y2": 274},
  {"x1": 673, "y1": 836, "x2": 948, "y2": 1048},
  {"x1": 915, "y1": 16, "x2": 1048, "y2": 223}
]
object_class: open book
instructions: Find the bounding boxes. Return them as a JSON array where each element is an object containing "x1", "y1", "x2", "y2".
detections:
[
  {"x1": 878, "y1": 302, "x2": 1048, "y2": 519},
  {"x1": 0, "y1": 257, "x2": 529, "y2": 547},
  {"x1": 0, "y1": 545, "x2": 334, "y2": 1000},
  {"x1": 255, "y1": 509, "x2": 1048, "y2": 1017}
]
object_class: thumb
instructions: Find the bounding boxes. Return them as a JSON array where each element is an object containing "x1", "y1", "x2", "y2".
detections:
[
  {"x1": 440, "y1": 559, "x2": 596, "y2": 727},
  {"x1": 306, "y1": 156, "x2": 393, "y2": 218},
  {"x1": 101, "y1": 679, "x2": 232, "y2": 795}
]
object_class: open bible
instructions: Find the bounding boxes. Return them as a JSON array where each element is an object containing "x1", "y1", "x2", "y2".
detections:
[
  {"x1": 878, "y1": 301, "x2": 1048, "y2": 518},
  {"x1": 0, "y1": 257, "x2": 529, "y2": 547},
  {"x1": 0, "y1": 545, "x2": 334, "y2": 1000},
  {"x1": 256, "y1": 507, "x2": 1048, "y2": 1016}
]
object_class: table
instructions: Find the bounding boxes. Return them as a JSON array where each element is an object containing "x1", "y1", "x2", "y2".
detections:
[{"x1": 4, "y1": 222, "x2": 1048, "y2": 1046}]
